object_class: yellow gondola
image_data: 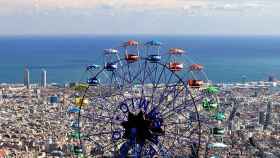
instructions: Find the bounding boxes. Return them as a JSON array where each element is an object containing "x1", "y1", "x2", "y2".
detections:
[
  {"x1": 74, "y1": 97, "x2": 89, "y2": 107},
  {"x1": 72, "y1": 83, "x2": 88, "y2": 92}
]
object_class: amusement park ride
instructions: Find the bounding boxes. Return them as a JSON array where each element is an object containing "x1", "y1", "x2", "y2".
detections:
[{"x1": 67, "y1": 40, "x2": 227, "y2": 158}]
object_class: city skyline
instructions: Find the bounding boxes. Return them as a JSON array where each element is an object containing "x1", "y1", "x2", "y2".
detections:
[{"x1": 1, "y1": 0, "x2": 280, "y2": 35}]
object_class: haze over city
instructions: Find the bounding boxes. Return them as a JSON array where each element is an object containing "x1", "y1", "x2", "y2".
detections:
[{"x1": 1, "y1": 0, "x2": 280, "y2": 35}]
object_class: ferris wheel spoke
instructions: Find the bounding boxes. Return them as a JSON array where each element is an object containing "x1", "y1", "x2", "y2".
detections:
[
  {"x1": 114, "y1": 68, "x2": 133, "y2": 86},
  {"x1": 147, "y1": 66, "x2": 159, "y2": 109},
  {"x1": 87, "y1": 131, "x2": 117, "y2": 137},
  {"x1": 85, "y1": 100, "x2": 111, "y2": 113},
  {"x1": 154, "y1": 64, "x2": 168, "y2": 87},
  {"x1": 162, "y1": 99, "x2": 193, "y2": 118},
  {"x1": 138, "y1": 60, "x2": 148, "y2": 99},
  {"x1": 103, "y1": 139, "x2": 126, "y2": 152},
  {"x1": 88, "y1": 139, "x2": 125, "y2": 156},
  {"x1": 81, "y1": 118, "x2": 122, "y2": 126},
  {"x1": 138, "y1": 70, "x2": 152, "y2": 90},
  {"x1": 161, "y1": 96, "x2": 203, "y2": 119},
  {"x1": 81, "y1": 114, "x2": 124, "y2": 123},
  {"x1": 145, "y1": 141, "x2": 174, "y2": 157},
  {"x1": 148, "y1": 64, "x2": 167, "y2": 109},
  {"x1": 163, "y1": 120, "x2": 192, "y2": 126},
  {"x1": 119, "y1": 141, "x2": 131, "y2": 158},
  {"x1": 150, "y1": 63, "x2": 160, "y2": 83},
  {"x1": 126, "y1": 63, "x2": 134, "y2": 84},
  {"x1": 156, "y1": 79, "x2": 179, "y2": 107},
  {"x1": 130, "y1": 62, "x2": 145, "y2": 85},
  {"x1": 101, "y1": 71, "x2": 111, "y2": 82},
  {"x1": 149, "y1": 63, "x2": 163, "y2": 84},
  {"x1": 165, "y1": 129, "x2": 194, "y2": 140},
  {"x1": 163, "y1": 108, "x2": 196, "y2": 121},
  {"x1": 164, "y1": 130, "x2": 201, "y2": 144},
  {"x1": 135, "y1": 62, "x2": 165, "y2": 109},
  {"x1": 161, "y1": 137, "x2": 190, "y2": 154},
  {"x1": 108, "y1": 71, "x2": 118, "y2": 94},
  {"x1": 116, "y1": 55, "x2": 123, "y2": 67},
  {"x1": 112, "y1": 71, "x2": 124, "y2": 89},
  {"x1": 159, "y1": 86, "x2": 184, "y2": 113},
  {"x1": 83, "y1": 127, "x2": 112, "y2": 144},
  {"x1": 93, "y1": 97, "x2": 118, "y2": 113},
  {"x1": 145, "y1": 62, "x2": 159, "y2": 84},
  {"x1": 83, "y1": 116, "x2": 121, "y2": 143},
  {"x1": 108, "y1": 71, "x2": 115, "y2": 86}
]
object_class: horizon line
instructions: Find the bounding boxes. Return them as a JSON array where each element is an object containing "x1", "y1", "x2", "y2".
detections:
[{"x1": 2, "y1": 33, "x2": 280, "y2": 38}]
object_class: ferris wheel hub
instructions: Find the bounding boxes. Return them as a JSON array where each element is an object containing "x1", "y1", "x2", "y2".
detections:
[{"x1": 121, "y1": 111, "x2": 164, "y2": 145}]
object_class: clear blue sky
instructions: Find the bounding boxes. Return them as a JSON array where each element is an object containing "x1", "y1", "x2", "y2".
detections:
[{"x1": 1, "y1": 0, "x2": 280, "y2": 35}]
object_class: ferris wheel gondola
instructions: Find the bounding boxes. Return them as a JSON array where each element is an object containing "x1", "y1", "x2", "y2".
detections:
[
  {"x1": 104, "y1": 48, "x2": 121, "y2": 71},
  {"x1": 167, "y1": 48, "x2": 185, "y2": 72},
  {"x1": 123, "y1": 40, "x2": 140, "y2": 63},
  {"x1": 145, "y1": 40, "x2": 162, "y2": 63}
]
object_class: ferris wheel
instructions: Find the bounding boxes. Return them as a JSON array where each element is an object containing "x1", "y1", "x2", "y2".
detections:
[{"x1": 67, "y1": 40, "x2": 223, "y2": 158}]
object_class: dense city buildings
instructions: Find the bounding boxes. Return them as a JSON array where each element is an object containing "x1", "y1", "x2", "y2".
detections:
[{"x1": 0, "y1": 81, "x2": 280, "y2": 157}]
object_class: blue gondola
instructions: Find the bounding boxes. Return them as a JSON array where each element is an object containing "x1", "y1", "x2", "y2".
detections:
[
  {"x1": 145, "y1": 40, "x2": 162, "y2": 46},
  {"x1": 104, "y1": 63, "x2": 117, "y2": 71},
  {"x1": 87, "y1": 77, "x2": 100, "y2": 85},
  {"x1": 147, "y1": 54, "x2": 161, "y2": 63},
  {"x1": 86, "y1": 64, "x2": 100, "y2": 71},
  {"x1": 67, "y1": 106, "x2": 80, "y2": 113},
  {"x1": 70, "y1": 121, "x2": 79, "y2": 129}
]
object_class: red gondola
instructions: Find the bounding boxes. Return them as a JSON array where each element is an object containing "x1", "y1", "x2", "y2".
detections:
[
  {"x1": 169, "y1": 48, "x2": 185, "y2": 55},
  {"x1": 187, "y1": 80, "x2": 204, "y2": 88},
  {"x1": 124, "y1": 40, "x2": 139, "y2": 47},
  {"x1": 125, "y1": 54, "x2": 139, "y2": 62},
  {"x1": 168, "y1": 62, "x2": 183, "y2": 71},
  {"x1": 189, "y1": 64, "x2": 204, "y2": 71}
]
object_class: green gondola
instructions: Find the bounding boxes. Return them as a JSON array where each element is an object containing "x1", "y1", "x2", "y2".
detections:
[
  {"x1": 78, "y1": 154, "x2": 86, "y2": 158},
  {"x1": 211, "y1": 112, "x2": 225, "y2": 121},
  {"x1": 211, "y1": 127, "x2": 225, "y2": 135},
  {"x1": 68, "y1": 131, "x2": 87, "y2": 140},
  {"x1": 70, "y1": 145, "x2": 84, "y2": 155},
  {"x1": 206, "y1": 85, "x2": 220, "y2": 94},
  {"x1": 202, "y1": 98, "x2": 218, "y2": 111}
]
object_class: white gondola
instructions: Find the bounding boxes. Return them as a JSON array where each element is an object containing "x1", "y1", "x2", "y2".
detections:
[
  {"x1": 208, "y1": 142, "x2": 228, "y2": 148},
  {"x1": 104, "y1": 48, "x2": 119, "y2": 54}
]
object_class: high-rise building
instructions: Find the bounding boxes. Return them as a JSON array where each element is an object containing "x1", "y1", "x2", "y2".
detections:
[
  {"x1": 189, "y1": 111, "x2": 198, "y2": 121},
  {"x1": 0, "y1": 90, "x2": 3, "y2": 103},
  {"x1": 24, "y1": 67, "x2": 30, "y2": 89},
  {"x1": 41, "y1": 69, "x2": 47, "y2": 88},
  {"x1": 258, "y1": 111, "x2": 265, "y2": 125},
  {"x1": 268, "y1": 75, "x2": 277, "y2": 82},
  {"x1": 264, "y1": 101, "x2": 272, "y2": 130}
]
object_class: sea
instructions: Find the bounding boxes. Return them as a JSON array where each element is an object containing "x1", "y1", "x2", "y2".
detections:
[{"x1": 0, "y1": 35, "x2": 280, "y2": 84}]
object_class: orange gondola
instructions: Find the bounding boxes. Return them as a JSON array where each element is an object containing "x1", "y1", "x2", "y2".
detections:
[
  {"x1": 169, "y1": 48, "x2": 185, "y2": 55},
  {"x1": 125, "y1": 54, "x2": 140, "y2": 62},
  {"x1": 189, "y1": 64, "x2": 204, "y2": 71},
  {"x1": 187, "y1": 80, "x2": 204, "y2": 88},
  {"x1": 168, "y1": 62, "x2": 183, "y2": 71}
]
